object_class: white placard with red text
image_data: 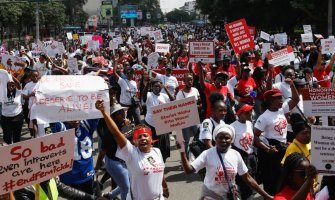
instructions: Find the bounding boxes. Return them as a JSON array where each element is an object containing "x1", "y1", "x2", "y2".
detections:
[
  {"x1": 155, "y1": 43, "x2": 170, "y2": 53},
  {"x1": 152, "y1": 96, "x2": 200, "y2": 135},
  {"x1": 267, "y1": 46, "x2": 295, "y2": 66},
  {"x1": 301, "y1": 88, "x2": 335, "y2": 116},
  {"x1": 189, "y1": 41, "x2": 215, "y2": 63},
  {"x1": 0, "y1": 129, "x2": 75, "y2": 195},
  {"x1": 311, "y1": 126, "x2": 335, "y2": 175},
  {"x1": 321, "y1": 39, "x2": 335, "y2": 54},
  {"x1": 35, "y1": 75, "x2": 110, "y2": 123}
]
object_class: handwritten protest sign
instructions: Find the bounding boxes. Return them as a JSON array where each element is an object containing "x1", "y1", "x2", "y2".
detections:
[
  {"x1": 274, "y1": 33, "x2": 288, "y2": 46},
  {"x1": 189, "y1": 41, "x2": 215, "y2": 63},
  {"x1": 303, "y1": 25, "x2": 312, "y2": 34},
  {"x1": 34, "y1": 76, "x2": 110, "y2": 123},
  {"x1": 225, "y1": 19, "x2": 255, "y2": 54},
  {"x1": 113, "y1": 36, "x2": 123, "y2": 45},
  {"x1": 301, "y1": 33, "x2": 313, "y2": 43},
  {"x1": 80, "y1": 35, "x2": 93, "y2": 45},
  {"x1": 260, "y1": 31, "x2": 270, "y2": 41},
  {"x1": 140, "y1": 27, "x2": 150, "y2": 36},
  {"x1": 0, "y1": 54, "x2": 26, "y2": 77},
  {"x1": 321, "y1": 39, "x2": 335, "y2": 54},
  {"x1": 67, "y1": 57, "x2": 78, "y2": 75},
  {"x1": 261, "y1": 43, "x2": 271, "y2": 59},
  {"x1": 152, "y1": 96, "x2": 200, "y2": 135},
  {"x1": 87, "y1": 40, "x2": 100, "y2": 51},
  {"x1": 155, "y1": 43, "x2": 170, "y2": 53},
  {"x1": 301, "y1": 88, "x2": 335, "y2": 116},
  {"x1": 267, "y1": 46, "x2": 295, "y2": 66},
  {"x1": 42, "y1": 41, "x2": 62, "y2": 57},
  {"x1": 66, "y1": 32, "x2": 73, "y2": 40},
  {"x1": 151, "y1": 30, "x2": 164, "y2": 42},
  {"x1": 0, "y1": 129, "x2": 75, "y2": 195},
  {"x1": 311, "y1": 126, "x2": 335, "y2": 175},
  {"x1": 109, "y1": 41, "x2": 118, "y2": 50},
  {"x1": 148, "y1": 52, "x2": 160, "y2": 69}
]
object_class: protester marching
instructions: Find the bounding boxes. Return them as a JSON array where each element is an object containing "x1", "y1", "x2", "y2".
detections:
[{"x1": 1, "y1": 6, "x2": 335, "y2": 200}]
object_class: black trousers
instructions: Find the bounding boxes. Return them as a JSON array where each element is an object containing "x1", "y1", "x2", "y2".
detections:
[
  {"x1": 69, "y1": 178, "x2": 94, "y2": 195},
  {"x1": 1, "y1": 112, "x2": 24, "y2": 144}
]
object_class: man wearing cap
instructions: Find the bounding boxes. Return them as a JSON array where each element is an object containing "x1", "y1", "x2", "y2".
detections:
[
  {"x1": 235, "y1": 65, "x2": 256, "y2": 104},
  {"x1": 198, "y1": 62, "x2": 232, "y2": 118},
  {"x1": 220, "y1": 54, "x2": 236, "y2": 78}
]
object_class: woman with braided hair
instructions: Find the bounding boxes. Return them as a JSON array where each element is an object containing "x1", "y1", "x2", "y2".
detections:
[{"x1": 274, "y1": 152, "x2": 317, "y2": 200}]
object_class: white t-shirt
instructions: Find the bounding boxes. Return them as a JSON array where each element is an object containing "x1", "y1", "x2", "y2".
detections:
[
  {"x1": 145, "y1": 92, "x2": 170, "y2": 127},
  {"x1": 199, "y1": 118, "x2": 225, "y2": 142},
  {"x1": 33, "y1": 61, "x2": 50, "y2": 76},
  {"x1": 0, "y1": 70, "x2": 12, "y2": 103},
  {"x1": 191, "y1": 147, "x2": 248, "y2": 196},
  {"x1": 22, "y1": 81, "x2": 37, "y2": 109},
  {"x1": 274, "y1": 73, "x2": 285, "y2": 83},
  {"x1": 230, "y1": 120, "x2": 254, "y2": 154},
  {"x1": 176, "y1": 87, "x2": 200, "y2": 101},
  {"x1": 116, "y1": 141, "x2": 164, "y2": 200},
  {"x1": 273, "y1": 81, "x2": 291, "y2": 100},
  {"x1": 255, "y1": 102, "x2": 290, "y2": 143},
  {"x1": 156, "y1": 74, "x2": 179, "y2": 96},
  {"x1": 29, "y1": 104, "x2": 50, "y2": 138},
  {"x1": 118, "y1": 78, "x2": 138, "y2": 106},
  {"x1": 2, "y1": 90, "x2": 22, "y2": 117}
]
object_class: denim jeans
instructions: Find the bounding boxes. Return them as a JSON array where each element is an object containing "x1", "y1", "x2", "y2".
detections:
[
  {"x1": 105, "y1": 156, "x2": 130, "y2": 200},
  {"x1": 182, "y1": 125, "x2": 198, "y2": 156},
  {"x1": 121, "y1": 104, "x2": 141, "y2": 125}
]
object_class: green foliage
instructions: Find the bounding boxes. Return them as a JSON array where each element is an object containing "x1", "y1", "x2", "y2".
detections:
[{"x1": 166, "y1": 9, "x2": 195, "y2": 23}]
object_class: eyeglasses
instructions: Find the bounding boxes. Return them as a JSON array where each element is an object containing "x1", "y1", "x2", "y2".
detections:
[{"x1": 294, "y1": 170, "x2": 306, "y2": 178}]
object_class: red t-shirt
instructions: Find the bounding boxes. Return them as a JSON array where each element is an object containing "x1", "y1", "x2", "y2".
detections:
[
  {"x1": 236, "y1": 77, "x2": 256, "y2": 103},
  {"x1": 274, "y1": 186, "x2": 314, "y2": 200},
  {"x1": 177, "y1": 56, "x2": 189, "y2": 65},
  {"x1": 220, "y1": 64, "x2": 236, "y2": 78},
  {"x1": 192, "y1": 63, "x2": 210, "y2": 76},
  {"x1": 251, "y1": 58, "x2": 264, "y2": 68},
  {"x1": 204, "y1": 82, "x2": 231, "y2": 118},
  {"x1": 314, "y1": 66, "x2": 331, "y2": 88}
]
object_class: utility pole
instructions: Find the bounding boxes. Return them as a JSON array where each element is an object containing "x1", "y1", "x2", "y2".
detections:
[{"x1": 329, "y1": 0, "x2": 333, "y2": 36}]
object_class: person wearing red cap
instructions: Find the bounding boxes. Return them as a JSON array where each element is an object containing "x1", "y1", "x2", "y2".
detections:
[
  {"x1": 231, "y1": 103, "x2": 256, "y2": 200},
  {"x1": 95, "y1": 100, "x2": 169, "y2": 200},
  {"x1": 253, "y1": 78, "x2": 300, "y2": 196}
]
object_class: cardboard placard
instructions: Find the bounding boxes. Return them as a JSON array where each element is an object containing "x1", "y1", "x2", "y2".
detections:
[
  {"x1": 189, "y1": 41, "x2": 215, "y2": 63},
  {"x1": 267, "y1": 46, "x2": 295, "y2": 66},
  {"x1": 155, "y1": 43, "x2": 170, "y2": 53},
  {"x1": 260, "y1": 31, "x2": 270, "y2": 41},
  {"x1": 303, "y1": 25, "x2": 312, "y2": 34},
  {"x1": 0, "y1": 54, "x2": 26, "y2": 77},
  {"x1": 274, "y1": 33, "x2": 288, "y2": 46},
  {"x1": 0, "y1": 129, "x2": 75, "y2": 195},
  {"x1": 140, "y1": 27, "x2": 150, "y2": 36},
  {"x1": 147, "y1": 52, "x2": 160, "y2": 69},
  {"x1": 321, "y1": 39, "x2": 335, "y2": 54},
  {"x1": 87, "y1": 40, "x2": 100, "y2": 51},
  {"x1": 225, "y1": 19, "x2": 255, "y2": 54},
  {"x1": 109, "y1": 41, "x2": 118, "y2": 50},
  {"x1": 301, "y1": 88, "x2": 335, "y2": 116},
  {"x1": 80, "y1": 35, "x2": 93, "y2": 45},
  {"x1": 301, "y1": 33, "x2": 313, "y2": 43},
  {"x1": 152, "y1": 96, "x2": 200, "y2": 135},
  {"x1": 151, "y1": 30, "x2": 164, "y2": 42},
  {"x1": 66, "y1": 32, "x2": 73, "y2": 40},
  {"x1": 311, "y1": 126, "x2": 335, "y2": 175},
  {"x1": 67, "y1": 57, "x2": 78, "y2": 75},
  {"x1": 261, "y1": 43, "x2": 271, "y2": 59},
  {"x1": 34, "y1": 75, "x2": 110, "y2": 123}
]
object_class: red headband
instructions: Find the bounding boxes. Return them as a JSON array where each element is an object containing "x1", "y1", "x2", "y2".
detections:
[{"x1": 133, "y1": 128, "x2": 152, "y2": 139}]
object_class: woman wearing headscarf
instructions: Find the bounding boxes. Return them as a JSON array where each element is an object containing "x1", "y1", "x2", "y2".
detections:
[
  {"x1": 95, "y1": 100, "x2": 169, "y2": 200},
  {"x1": 178, "y1": 124, "x2": 273, "y2": 200}
]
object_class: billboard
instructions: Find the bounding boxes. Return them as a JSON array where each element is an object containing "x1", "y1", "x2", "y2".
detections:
[
  {"x1": 101, "y1": 1, "x2": 113, "y2": 18},
  {"x1": 120, "y1": 4, "x2": 138, "y2": 19}
]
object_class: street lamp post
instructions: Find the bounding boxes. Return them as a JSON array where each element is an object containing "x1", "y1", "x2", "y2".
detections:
[
  {"x1": 36, "y1": 3, "x2": 40, "y2": 42},
  {"x1": 328, "y1": 0, "x2": 333, "y2": 36}
]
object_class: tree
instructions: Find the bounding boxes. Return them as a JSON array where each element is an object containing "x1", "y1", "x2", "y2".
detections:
[{"x1": 166, "y1": 9, "x2": 194, "y2": 23}]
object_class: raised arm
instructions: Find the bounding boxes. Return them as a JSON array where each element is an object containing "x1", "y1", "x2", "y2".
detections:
[
  {"x1": 285, "y1": 78, "x2": 299, "y2": 110},
  {"x1": 95, "y1": 100, "x2": 127, "y2": 148},
  {"x1": 266, "y1": 64, "x2": 274, "y2": 90},
  {"x1": 197, "y1": 62, "x2": 206, "y2": 89},
  {"x1": 11, "y1": 74, "x2": 21, "y2": 90}
]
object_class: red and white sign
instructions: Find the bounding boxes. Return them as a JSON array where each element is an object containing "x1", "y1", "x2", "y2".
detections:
[
  {"x1": 301, "y1": 88, "x2": 335, "y2": 116},
  {"x1": 225, "y1": 19, "x2": 255, "y2": 54},
  {"x1": 189, "y1": 41, "x2": 215, "y2": 63},
  {"x1": 267, "y1": 46, "x2": 295, "y2": 66},
  {"x1": 311, "y1": 126, "x2": 335, "y2": 175},
  {"x1": 155, "y1": 43, "x2": 170, "y2": 53},
  {"x1": 0, "y1": 129, "x2": 75, "y2": 195},
  {"x1": 152, "y1": 96, "x2": 200, "y2": 135}
]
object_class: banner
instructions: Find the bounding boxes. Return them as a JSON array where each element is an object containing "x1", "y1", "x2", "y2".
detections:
[
  {"x1": 225, "y1": 19, "x2": 255, "y2": 54},
  {"x1": 155, "y1": 43, "x2": 170, "y2": 53},
  {"x1": 301, "y1": 33, "x2": 313, "y2": 43},
  {"x1": 0, "y1": 54, "x2": 26, "y2": 77},
  {"x1": 260, "y1": 31, "x2": 270, "y2": 41},
  {"x1": 311, "y1": 126, "x2": 335, "y2": 175},
  {"x1": 189, "y1": 41, "x2": 215, "y2": 63},
  {"x1": 267, "y1": 46, "x2": 295, "y2": 66},
  {"x1": 321, "y1": 39, "x2": 335, "y2": 54},
  {"x1": 301, "y1": 88, "x2": 335, "y2": 116},
  {"x1": 152, "y1": 96, "x2": 200, "y2": 135},
  {"x1": 303, "y1": 25, "x2": 312, "y2": 34},
  {"x1": 34, "y1": 75, "x2": 110, "y2": 123},
  {"x1": 0, "y1": 129, "x2": 75, "y2": 195}
]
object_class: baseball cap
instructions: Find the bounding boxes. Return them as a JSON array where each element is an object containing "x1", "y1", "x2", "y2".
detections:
[
  {"x1": 235, "y1": 103, "x2": 253, "y2": 116},
  {"x1": 263, "y1": 88, "x2": 282, "y2": 100},
  {"x1": 214, "y1": 72, "x2": 229, "y2": 80}
]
